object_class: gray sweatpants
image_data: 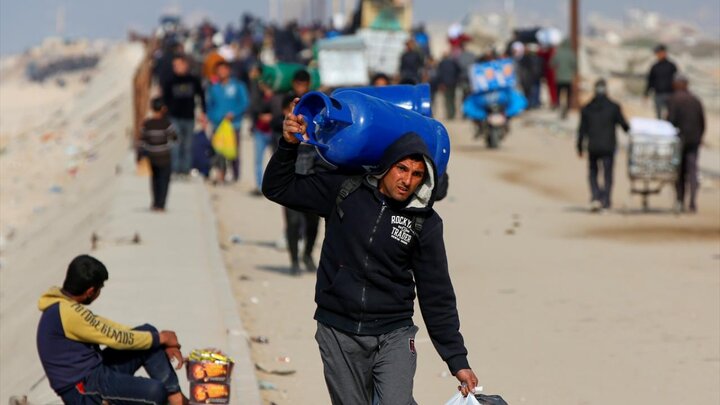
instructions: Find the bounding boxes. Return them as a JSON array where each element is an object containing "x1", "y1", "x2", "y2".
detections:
[{"x1": 315, "y1": 322, "x2": 419, "y2": 405}]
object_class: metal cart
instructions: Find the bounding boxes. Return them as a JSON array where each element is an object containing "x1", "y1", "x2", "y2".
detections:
[{"x1": 627, "y1": 118, "x2": 681, "y2": 211}]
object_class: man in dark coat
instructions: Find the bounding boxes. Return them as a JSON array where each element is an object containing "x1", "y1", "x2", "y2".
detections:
[
  {"x1": 399, "y1": 39, "x2": 425, "y2": 84},
  {"x1": 668, "y1": 73, "x2": 705, "y2": 212},
  {"x1": 645, "y1": 44, "x2": 678, "y2": 119},
  {"x1": 269, "y1": 70, "x2": 321, "y2": 274},
  {"x1": 577, "y1": 79, "x2": 630, "y2": 211},
  {"x1": 262, "y1": 102, "x2": 478, "y2": 403},
  {"x1": 436, "y1": 53, "x2": 462, "y2": 119}
]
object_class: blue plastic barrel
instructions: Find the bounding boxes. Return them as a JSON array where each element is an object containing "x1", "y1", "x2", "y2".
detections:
[{"x1": 293, "y1": 89, "x2": 450, "y2": 175}]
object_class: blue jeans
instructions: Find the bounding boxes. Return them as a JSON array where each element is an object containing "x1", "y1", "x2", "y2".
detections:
[
  {"x1": 253, "y1": 129, "x2": 272, "y2": 189},
  {"x1": 59, "y1": 324, "x2": 180, "y2": 405},
  {"x1": 170, "y1": 117, "x2": 195, "y2": 174}
]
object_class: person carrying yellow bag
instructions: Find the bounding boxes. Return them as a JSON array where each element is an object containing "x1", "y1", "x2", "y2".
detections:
[
  {"x1": 210, "y1": 118, "x2": 238, "y2": 184},
  {"x1": 207, "y1": 61, "x2": 249, "y2": 184}
]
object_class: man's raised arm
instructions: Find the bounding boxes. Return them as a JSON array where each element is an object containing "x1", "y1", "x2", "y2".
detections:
[{"x1": 262, "y1": 98, "x2": 343, "y2": 217}]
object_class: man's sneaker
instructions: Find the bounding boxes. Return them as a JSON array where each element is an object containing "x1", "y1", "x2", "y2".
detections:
[
  {"x1": 590, "y1": 200, "x2": 602, "y2": 213},
  {"x1": 303, "y1": 255, "x2": 316, "y2": 273},
  {"x1": 289, "y1": 262, "x2": 301, "y2": 276}
]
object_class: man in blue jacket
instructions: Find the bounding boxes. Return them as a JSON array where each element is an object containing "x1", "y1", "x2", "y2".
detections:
[
  {"x1": 262, "y1": 100, "x2": 478, "y2": 404},
  {"x1": 207, "y1": 61, "x2": 249, "y2": 182}
]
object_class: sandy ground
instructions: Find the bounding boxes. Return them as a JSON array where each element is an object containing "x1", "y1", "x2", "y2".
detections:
[
  {"x1": 0, "y1": 43, "x2": 144, "y2": 402},
  {"x1": 0, "y1": 46, "x2": 141, "y2": 254},
  {"x1": 212, "y1": 105, "x2": 720, "y2": 404}
]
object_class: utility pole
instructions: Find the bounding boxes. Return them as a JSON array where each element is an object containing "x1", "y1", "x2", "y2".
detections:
[{"x1": 570, "y1": 0, "x2": 580, "y2": 108}]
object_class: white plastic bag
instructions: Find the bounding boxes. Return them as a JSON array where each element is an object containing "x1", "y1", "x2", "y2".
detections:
[
  {"x1": 445, "y1": 392, "x2": 482, "y2": 405},
  {"x1": 629, "y1": 117, "x2": 678, "y2": 137}
]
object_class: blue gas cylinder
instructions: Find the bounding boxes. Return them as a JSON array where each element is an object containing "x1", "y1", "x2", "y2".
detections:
[
  {"x1": 293, "y1": 89, "x2": 450, "y2": 175},
  {"x1": 332, "y1": 83, "x2": 433, "y2": 117}
]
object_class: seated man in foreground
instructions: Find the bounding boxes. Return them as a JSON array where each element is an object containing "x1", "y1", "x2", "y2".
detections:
[{"x1": 37, "y1": 255, "x2": 187, "y2": 404}]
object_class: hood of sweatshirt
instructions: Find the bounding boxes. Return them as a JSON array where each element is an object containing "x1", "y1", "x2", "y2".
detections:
[
  {"x1": 367, "y1": 132, "x2": 437, "y2": 212},
  {"x1": 38, "y1": 286, "x2": 72, "y2": 311}
]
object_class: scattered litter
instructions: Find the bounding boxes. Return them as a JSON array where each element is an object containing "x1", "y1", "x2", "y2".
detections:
[
  {"x1": 238, "y1": 275, "x2": 251, "y2": 281},
  {"x1": 276, "y1": 356, "x2": 291, "y2": 363},
  {"x1": 249, "y1": 296, "x2": 260, "y2": 304},
  {"x1": 258, "y1": 380, "x2": 277, "y2": 390},
  {"x1": 108, "y1": 233, "x2": 142, "y2": 246},
  {"x1": 91, "y1": 232, "x2": 99, "y2": 250},
  {"x1": 513, "y1": 221, "x2": 521, "y2": 228},
  {"x1": 229, "y1": 235, "x2": 242, "y2": 244},
  {"x1": 505, "y1": 228, "x2": 515, "y2": 235},
  {"x1": 255, "y1": 363, "x2": 296, "y2": 376},
  {"x1": 438, "y1": 371, "x2": 450, "y2": 378},
  {"x1": 8, "y1": 395, "x2": 27, "y2": 405},
  {"x1": 49, "y1": 185, "x2": 63, "y2": 194},
  {"x1": 250, "y1": 336, "x2": 269, "y2": 344}
]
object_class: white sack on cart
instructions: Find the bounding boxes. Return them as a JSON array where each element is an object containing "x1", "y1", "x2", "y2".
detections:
[{"x1": 629, "y1": 117, "x2": 678, "y2": 137}]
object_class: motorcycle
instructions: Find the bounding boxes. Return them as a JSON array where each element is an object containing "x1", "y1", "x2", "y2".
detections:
[
  {"x1": 464, "y1": 88, "x2": 524, "y2": 149},
  {"x1": 464, "y1": 58, "x2": 527, "y2": 149}
]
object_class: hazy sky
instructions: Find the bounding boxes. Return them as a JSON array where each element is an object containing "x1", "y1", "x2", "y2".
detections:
[{"x1": 1, "y1": 0, "x2": 718, "y2": 55}]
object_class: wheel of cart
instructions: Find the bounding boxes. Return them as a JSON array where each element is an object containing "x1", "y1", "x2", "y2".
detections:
[{"x1": 627, "y1": 118, "x2": 681, "y2": 212}]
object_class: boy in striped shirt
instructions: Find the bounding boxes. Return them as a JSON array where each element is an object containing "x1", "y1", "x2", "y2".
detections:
[{"x1": 140, "y1": 97, "x2": 177, "y2": 211}]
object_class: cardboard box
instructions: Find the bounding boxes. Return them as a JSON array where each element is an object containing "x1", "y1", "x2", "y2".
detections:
[
  {"x1": 187, "y1": 360, "x2": 233, "y2": 383},
  {"x1": 189, "y1": 383, "x2": 230, "y2": 404}
]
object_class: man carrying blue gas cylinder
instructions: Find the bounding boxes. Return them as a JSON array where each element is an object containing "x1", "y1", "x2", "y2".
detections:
[{"x1": 262, "y1": 96, "x2": 478, "y2": 404}]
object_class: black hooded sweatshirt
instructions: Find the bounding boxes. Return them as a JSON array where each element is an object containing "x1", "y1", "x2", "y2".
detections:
[{"x1": 262, "y1": 133, "x2": 470, "y2": 374}]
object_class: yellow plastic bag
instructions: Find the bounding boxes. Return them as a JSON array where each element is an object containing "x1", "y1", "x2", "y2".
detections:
[
  {"x1": 136, "y1": 156, "x2": 151, "y2": 177},
  {"x1": 211, "y1": 119, "x2": 237, "y2": 160}
]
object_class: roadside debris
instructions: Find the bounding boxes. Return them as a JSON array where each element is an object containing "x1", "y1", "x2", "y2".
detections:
[
  {"x1": 250, "y1": 336, "x2": 269, "y2": 344},
  {"x1": 255, "y1": 363, "x2": 296, "y2": 376},
  {"x1": 258, "y1": 380, "x2": 277, "y2": 390}
]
